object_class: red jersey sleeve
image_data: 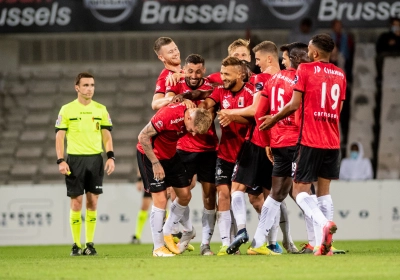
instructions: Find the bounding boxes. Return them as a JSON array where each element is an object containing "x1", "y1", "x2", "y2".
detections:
[
  {"x1": 207, "y1": 72, "x2": 222, "y2": 84},
  {"x1": 293, "y1": 64, "x2": 307, "y2": 93}
]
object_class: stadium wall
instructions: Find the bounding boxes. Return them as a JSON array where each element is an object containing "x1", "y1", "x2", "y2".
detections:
[{"x1": 0, "y1": 180, "x2": 399, "y2": 246}]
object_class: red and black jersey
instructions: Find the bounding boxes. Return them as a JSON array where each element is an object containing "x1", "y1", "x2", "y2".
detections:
[
  {"x1": 137, "y1": 104, "x2": 187, "y2": 160},
  {"x1": 294, "y1": 62, "x2": 347, "y2": 149},
  {"x1": 265, "y1": 68, "x2": 299, "y2": 148},
  {"x1": 154, "y1": 68, "x2": 184, "y2": 95},
  {"x1": 208, "y1": 83, "x2": 254, "y2": 163},
  {"x1": 166, "y1": 78, "x2": 219, "y2": 152}
]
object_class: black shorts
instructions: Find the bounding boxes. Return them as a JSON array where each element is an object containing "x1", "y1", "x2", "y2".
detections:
[
  {"x1": 177, "y1": 150, "x2": 216, "y2": 184},
  {"x1": 137, "y1": 150, "x2": 190, "y2": 193},
  {"x1": 143, "y1": 189, "x2": 152, "y2": 198},
  {"x1": 66, "y1": 154, "x2": 104, "y2": 197},
  {"x1": 271, "y1": 146, "x2": 297, "y2": 177},
  {"x1": 292, "y1": 145, "x2": 340, "y2": 183},
  {"x1": 215, "y1": 157, "x2": 235, "y2": 186},
  {"x1": 232, "y1": 141, "x2": 273, "y2": 192}
]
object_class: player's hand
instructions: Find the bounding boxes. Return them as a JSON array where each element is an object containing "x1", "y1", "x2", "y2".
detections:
[
  {"x1": 152, "y1": 162, "x2": 165, "y2": 181},
  {"x1": 217, "y1": 111, "x2": 234, "y2": 127},
  {"x1": 104, "y1": 158, "x2": 115, "y2": 175},
  {"x1": 219, "y1": 109, "x2": 232, "y2": 115},
  {"x1": 181, "y1": 99, "x2": 197, "y2": 109},
  {"x1": 259, "y1": 115, "x2": 276, "y2": 130},
  {"x1": 266, "y1": 146, "x2": 274, "y2": 164},
  {"x1": 58, "y1": 161, "x2": 71, "y2": 175},
  {"x1": 166, "y1": 73, "x2": 182, "y2": 87},
  {"x1": 171, "y1": 94, "x2": 184, "y2": 104}
]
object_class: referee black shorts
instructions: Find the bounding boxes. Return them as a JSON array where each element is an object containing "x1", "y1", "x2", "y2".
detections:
[
  {"x1": 66, "y1": 154, "x2": 104, "y2": 197},
  {"x1": 137, "y1": 150, "x2": 190, "y2": 194}
]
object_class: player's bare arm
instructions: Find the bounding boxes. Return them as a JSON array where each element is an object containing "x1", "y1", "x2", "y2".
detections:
[
  {"x1": 217, "y1": 111, "x2": 251, "y2": 127},
  {"x1": 102, "y1": 129, "x2": 115, "y2": 176},
  {"x1": 151, "y1": 93, "x2": 174, "y2": 110},
  {"x1": 138, "y1": 122, "x2": 165, "y2": 180},
  {"x1": 259, "y1": 90, "x2": 302, "y2": 130},
  {"x1": 55, "y1": 130, "x2": 70, "y2": 175},
  {"x1": 171, "y1": 89, "x2": 214, "y2": 103},
  {"x1": 220, "y1": 91, "x2": 261, "y2": 117}
]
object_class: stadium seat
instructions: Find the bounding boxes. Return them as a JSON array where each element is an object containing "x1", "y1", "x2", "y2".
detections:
[
  {"x1": 19, "y1": 131, "x2": 47, "y2": 143},
  {"x1": 113, "y1": 112, "x2": 143, "y2": 125},
  {"x1": 10, "y1": 163, "x2": 38, "y2": 178},
  {"x1": 15, "y1": 147, "x2": 43, "y2": 159}
]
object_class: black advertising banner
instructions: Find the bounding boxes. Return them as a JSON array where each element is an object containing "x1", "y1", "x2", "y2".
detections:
[{"x1": 1, "y1": 0, "x2": 400, "y2": 33}]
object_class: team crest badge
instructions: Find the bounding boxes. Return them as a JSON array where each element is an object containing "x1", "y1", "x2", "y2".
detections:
[
  {"x1": 222, "y1": 99, "x2": 230, "y2": 109},
  {"x1": 238, "y1": 97, "x2": 244, "y2": 107}
]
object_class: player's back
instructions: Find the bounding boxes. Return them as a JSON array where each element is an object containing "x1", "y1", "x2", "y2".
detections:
[{"x1": 294, "y1": 61, "x2": 347, "y2": 149}]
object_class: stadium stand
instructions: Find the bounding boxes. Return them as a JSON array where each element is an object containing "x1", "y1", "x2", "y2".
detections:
[
  {"x1": 346, "y1": 43, "x2": 376, "y2": 160},
  {"x1": 376, "y1": 57, "x2": 400, "y2": 179}
]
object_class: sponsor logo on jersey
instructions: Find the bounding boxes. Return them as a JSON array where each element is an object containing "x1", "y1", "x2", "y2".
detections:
[{"x1": 170, "y1": 117, "x2": 184, "y2": 124}]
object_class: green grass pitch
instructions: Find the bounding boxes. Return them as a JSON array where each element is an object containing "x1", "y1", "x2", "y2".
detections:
[{"x1": 0, "y1": 240, "x2": 399, "y2": 280}]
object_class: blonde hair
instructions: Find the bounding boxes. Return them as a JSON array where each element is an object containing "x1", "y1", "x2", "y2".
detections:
[
  {"x1": 228, "y1": 39, "x2": 250, "y2": 56},
  {"x1": 193, "y1": 108, "x2": 213, "y2": 134}
]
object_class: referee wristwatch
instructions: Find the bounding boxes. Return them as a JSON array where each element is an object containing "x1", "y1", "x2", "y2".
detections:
[{"x1": 57, "y1": 158, "x2": 65, "y2": 164}]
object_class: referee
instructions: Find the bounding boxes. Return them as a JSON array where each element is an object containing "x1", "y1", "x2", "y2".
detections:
[{"x1": 55, "y1": 72, "x2": 115, "y2": 256}]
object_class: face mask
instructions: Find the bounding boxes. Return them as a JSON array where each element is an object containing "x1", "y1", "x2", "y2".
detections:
[
  {"x1": 391, "y1": 26, "x2": 400, "y2": 33},
  {"x1": 350, "y1": 151, "x2": 359, "y2": 160}
]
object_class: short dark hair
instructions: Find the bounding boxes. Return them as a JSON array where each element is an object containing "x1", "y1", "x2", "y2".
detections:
[
  {"x1": 154, "y1": 37, "x2": 173, "y2": 55},
  {"x1": 280, "y1": 42, "x2": 308, "y2": 55},
  {"x1": 221, "y1": 56, "x2": 242, "y2": 68},
  {"x1": 252, "y1": 41, "x2": 278, "y2": 59},
  {"x1": 311, "y1": 33, "x2": 335, "y2": 53},
  {"x1": 75, "y1": 72, "x2": 94, "y2": 85},
  {"x1": 185, "y1": 54, "x2": 205, "y2": 65}
]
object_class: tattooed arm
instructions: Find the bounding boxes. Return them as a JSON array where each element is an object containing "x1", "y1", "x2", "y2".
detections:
[{"x1": 138, "y1": 122, "x2": 165, "y2": 180}]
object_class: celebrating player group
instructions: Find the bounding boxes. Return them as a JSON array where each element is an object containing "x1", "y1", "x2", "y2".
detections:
[{"x1": 136, "y1": 34, "x2": 347, "y2": 257}]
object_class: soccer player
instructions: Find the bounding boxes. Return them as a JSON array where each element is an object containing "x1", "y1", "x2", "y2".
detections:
[
  {"x1": 260, "y1": 34, "x2": 346, "y2": 256},
  {"x1": 137, "y1": 104, "x2": 212, "y2": 257},
  {"x1": 55, "y1": 72, "x2": 115, "y2": 256},
  {"x1": 197, "y1": 56, "x2": 254, "y2": 256},
  {"x1": 247, "y1": 42, "x2": 311, "y2": 255},
  {"x1": 218, "y1": 41, "x2": 285, "y2": 255},
  {"x1": 165, "y1": 54, "x2": 219, "y2": 255},
  {"x1": 207, "y1": 39, "x2": 254, "y2": 85},
  {"x1": 151, "y1": 37, "x2": 183, "y2": 110}
]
